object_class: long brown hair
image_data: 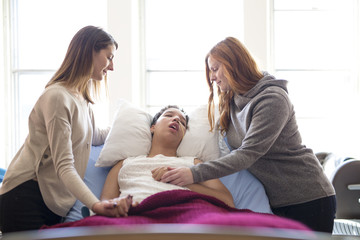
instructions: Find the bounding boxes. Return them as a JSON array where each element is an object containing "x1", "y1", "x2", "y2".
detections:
[
  {"x1": 205, "y1": 37, "x2": 263, "y2": 135},
  {"x1": 46, "y1": 26, "x2": 118, "y2": 104}
]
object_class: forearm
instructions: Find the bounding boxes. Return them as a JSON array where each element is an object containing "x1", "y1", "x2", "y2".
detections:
[
  {"x1": 186, "y1": 183, "x2": 234, "y2": 208},
  {"x1": 60, "y1": 168, "x2": 99, "y2": 209},
  {"x1": 101, "y1": 160, "x2": 123, "y2": 200},
  {"x1": 101, "y1": 190, "x2": 120, "y2": 201}
]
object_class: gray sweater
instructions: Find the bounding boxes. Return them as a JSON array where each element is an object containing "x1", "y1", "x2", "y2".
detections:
[{"x1": 191, "y1": 73, "x2": 335, "y2": 208}]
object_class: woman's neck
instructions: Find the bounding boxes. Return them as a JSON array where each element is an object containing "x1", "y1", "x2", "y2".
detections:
[{"x1": 147, "y1": 144, "x2": 177, "y2": 158}]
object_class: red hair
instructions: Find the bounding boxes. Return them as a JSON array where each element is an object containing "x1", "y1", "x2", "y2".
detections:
[{"x1": 205, "y1": 37, "x2": 263, "y2": 135}]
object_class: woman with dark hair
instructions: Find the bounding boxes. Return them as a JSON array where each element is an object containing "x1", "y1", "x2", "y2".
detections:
[
  {"x1": 160, "y1": 37, "x2": 336, "y2": 233},
  {"x1": 0, "y1": 26, "x2": 120, "y2": 233}
]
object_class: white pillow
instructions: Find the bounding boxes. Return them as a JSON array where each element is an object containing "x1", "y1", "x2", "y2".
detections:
[
  {"x1": 177, "y1": 105, "x2": 220, "y2": 161},
  {"x1": 96, "y1": 99, "x2": 152, "y2": 167},
  {"x1": 96, "y1": 100, "x2": 220, "y2": 167}
]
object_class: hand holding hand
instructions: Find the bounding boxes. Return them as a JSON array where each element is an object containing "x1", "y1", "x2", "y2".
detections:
[
  {"x1": 160, "y1": 167, "x2": 194, "y2": 186},
  {"x1": 151, "y1": 166, "x2": 169, "y2": 181},
  {"x1": 92, "y1": 195, "x2": 137, "y2": 217}
]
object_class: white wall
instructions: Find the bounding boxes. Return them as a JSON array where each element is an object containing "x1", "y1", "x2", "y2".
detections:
[
  {"x1": 107, "y1": 0, "x2": 143, "y2": 121},
  {"x1": 243, "y1": 0, "x2": 270, "y2": 71}
]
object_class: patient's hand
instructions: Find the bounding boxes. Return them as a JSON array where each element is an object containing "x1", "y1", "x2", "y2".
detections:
[
  {"x1": 151, "y1": 166, "x2": 169, "y2": 181},
  {"x1": 111, "y1": 195, "x2": 136, "y2": 217},
  {"x1": 93, "y1": 195, "x2": 137, "y2": 217}
]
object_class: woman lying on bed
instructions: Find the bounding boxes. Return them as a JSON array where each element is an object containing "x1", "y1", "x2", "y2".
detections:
[
  {"x1": 100, "y1": 105, "x2": 235, "y2": 217},
  {"x1": 43, "y1": 105, "x2": 310, "y2": 231}
]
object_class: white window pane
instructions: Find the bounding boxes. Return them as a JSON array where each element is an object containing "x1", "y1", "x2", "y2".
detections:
[
  {"x1": 16, "y1": 0, "x2": 107, "y2": 69},
  {"x1": 297, "y1": 116, "x2": 360, "y2": 157},
  {"x1": 145, "y1": 0, "x2": 243, "y2": 71},
  {"x1": 274, "y1": 9, "x2": 354, "y2": 70},
  {"x1": 275, "y1": 70, "x2": 355, "y2": 118},
  {"x1": 92, "y1": 81, "x2": 110, "y2": 129},
  {"x1": 18, "y1": 73, "x2": 53, "y2": 143},
  {"x1": 147, "y1": 71, "x2": 209, "y2": 106}
]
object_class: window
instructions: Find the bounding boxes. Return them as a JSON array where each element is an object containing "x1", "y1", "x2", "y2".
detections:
[
  {"x1": 1, "y1": 0, "x2": 108, "y2": 168},
  {"x1": 272, "y1": 0, "x2": 360, "y2": 156},
  {"x1": 143, "y1": 0, "x2": 244, "y2": 114}
]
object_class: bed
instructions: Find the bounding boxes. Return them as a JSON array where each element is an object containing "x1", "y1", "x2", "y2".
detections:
[{"x1": 0, "y1": 100, "x2": 334, "y2": 240}]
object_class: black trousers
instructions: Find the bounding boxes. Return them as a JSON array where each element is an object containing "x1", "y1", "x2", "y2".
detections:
[
  {"x1": 272, "y1": 195, "x2": 336, "y2": 233},
  {"x1": 0, "y1": 180, "x2": 62, "y2": 233}
]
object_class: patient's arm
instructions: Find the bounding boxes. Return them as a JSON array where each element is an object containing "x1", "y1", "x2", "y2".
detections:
[
  {"x1": 186, "y1": 158, "x2": 234, "y2": 208},
  {"x1": 152, "y1": 159, "x2": 234, "y2": 208},
  {"x1": 101, "y1": 160, "x2": 124, "y2": 200},
  {"x1": 100, "y1": 160, "x2": 134, "y2": 217}
]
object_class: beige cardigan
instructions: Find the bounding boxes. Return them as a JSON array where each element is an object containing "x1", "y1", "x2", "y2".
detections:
[{"x1": 0, "y1": 84, "x2": 109, "y2": 216}]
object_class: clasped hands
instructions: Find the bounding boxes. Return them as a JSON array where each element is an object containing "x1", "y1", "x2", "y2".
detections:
[{"x1": 92, "y1": 194, "x2": 139, "y2": 218}]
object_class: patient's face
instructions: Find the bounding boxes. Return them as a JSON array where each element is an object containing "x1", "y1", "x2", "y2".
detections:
[{"x1": 152, "y1": 108, "x2": 187, "y2": 144}]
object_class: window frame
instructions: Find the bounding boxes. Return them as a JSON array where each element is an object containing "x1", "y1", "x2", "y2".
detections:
[
  {"x1": 1, "y1": 0, "x2": 109, "y2": 168},
  {"x1": 270, "y1": 0, "x2": 360, "y2": 156},
  {"x1": 141, "y1": 0, "x2": 245, "y2": 115}
]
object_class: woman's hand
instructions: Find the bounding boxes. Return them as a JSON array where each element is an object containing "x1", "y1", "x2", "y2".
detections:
[
  {"x1": 92, "y1": 195, "x2": 137, "y2": 217},
  {"x1": 151, "y1": 167, "x2": 169, "y2": 181},
  {"x1": 160, "y1": 167, "x2": 194, "y2": 186}
]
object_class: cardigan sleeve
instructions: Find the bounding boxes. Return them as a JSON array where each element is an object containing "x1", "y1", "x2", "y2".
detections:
[{"x1": 40, "y1": 90, "x2": 99, "y2": 213}]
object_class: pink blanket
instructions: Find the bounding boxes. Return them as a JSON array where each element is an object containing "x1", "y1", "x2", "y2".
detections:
[{"x1": 42, "y1": 190, "x2": 310, "y2": 231}]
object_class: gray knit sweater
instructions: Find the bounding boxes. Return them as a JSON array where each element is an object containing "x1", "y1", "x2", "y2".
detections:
[{"x1": 191, "y1": 73, "x2": 335, "y2": 208}]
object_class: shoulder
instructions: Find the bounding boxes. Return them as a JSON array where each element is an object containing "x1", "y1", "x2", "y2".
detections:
[
  {"x1": 123, "y1": 155, "x2": 146, "y2": 163},
  {"x1": 254, "y1": 86, "x2": 292, "y2": 111},
  {"x1": 114, "y1": 159, "x2": 125, "y2": 168},
  {"x1": 43, "y1": 83, "x2": 69, "y2": 95},
  {"x1": 259, "y1": 85, "x2": 289, "y2": 99},
  {"x1": 35, "y1": 84, "x2": 84, "y2": 121},
  {"x1": 39, "y1": 84, "x2": 73, "y2": 104},
  {"x1": 261, "y1": 86, "x2": 291, "y2": 106}
]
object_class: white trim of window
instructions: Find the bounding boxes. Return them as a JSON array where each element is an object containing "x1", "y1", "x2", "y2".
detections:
[
  {"x1": 107, "y1": 0, "x2": 144, "y2": 121},
  {"x1": 268, "y1": 0, "x2": 275, "y2": 73},
  {"x1": 243, "y1": 0, "x2": 271, "y2": 71},
  {"x1": 1, "y1": 0, "x2": 12, "y2": 168},
  {"x1": 355, "y1": 0, "x2": 360, "y2": 93}
]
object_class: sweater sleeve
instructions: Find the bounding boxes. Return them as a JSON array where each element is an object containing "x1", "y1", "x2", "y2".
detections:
[
  {"x1": 41, "y1": 90, "x2": 100, "y2": 211},
  {"x1": 46, "y1": 114, "x2": 99, "y2": 210},
  {"x1": 191, "y1": 92, "x2": 292, "y2": 183}
]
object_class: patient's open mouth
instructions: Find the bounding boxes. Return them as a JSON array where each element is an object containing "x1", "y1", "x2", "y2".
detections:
[{"x1": 169, "y1": 123, "x2": 179, "y2": 131}]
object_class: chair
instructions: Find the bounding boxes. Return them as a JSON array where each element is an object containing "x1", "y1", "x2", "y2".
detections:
[
  {"x1": 331, "y1": 159, "x2": 360, "y2": 219},
  {"x1": 331, "y1": 159, "x2": 360, "y2": 235}
]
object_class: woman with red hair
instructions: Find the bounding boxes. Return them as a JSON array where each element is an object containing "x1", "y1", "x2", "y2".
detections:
[{"x1": 160, "y1": 37, "x2": 336, "y2": 233}]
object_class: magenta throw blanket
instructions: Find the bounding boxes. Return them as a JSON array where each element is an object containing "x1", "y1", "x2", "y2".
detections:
[{"x1": 43, "y1": 190, "x2": 310, "y2": 231}]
